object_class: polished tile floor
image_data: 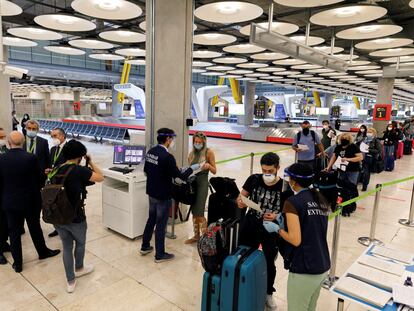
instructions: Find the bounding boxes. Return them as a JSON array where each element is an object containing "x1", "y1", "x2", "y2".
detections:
[{"x1": 1, "y1": 136, "x2": 413, "y2": 311}]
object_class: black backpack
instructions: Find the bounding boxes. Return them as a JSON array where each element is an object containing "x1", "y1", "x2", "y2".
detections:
[{"x1": 41, "y1": 165, "x2": 77, "y2": 225}]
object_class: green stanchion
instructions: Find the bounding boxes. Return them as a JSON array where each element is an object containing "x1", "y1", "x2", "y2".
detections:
[{"x1": 216, "y1": 146, "x2": 292, "y2": 165}]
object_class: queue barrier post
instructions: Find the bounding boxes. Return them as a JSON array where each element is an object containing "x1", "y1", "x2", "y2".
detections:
[
  {"x1": 322, "y1": 205, "x2": 341, "y2": 289},
  {"x1": 398, "y1": 182, "x2": 414, "y2": 227},
  {"x1": 358, "y1": 184, "x2": 384, "y2": 247},
  {"x1": 336, "y1": 298, "x2": 345, "y2": 311},
  {"x1": 249, "y1": 152, "x2": 255, "y2": 175},
  {"x1": 166, "y1": 200, "x2": 177, "y2": 239}
]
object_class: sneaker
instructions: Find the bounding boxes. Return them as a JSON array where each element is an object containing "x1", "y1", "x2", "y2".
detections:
[
  {"x1": 265, "y1": 295, "x2": 278, "y2": 310},
  {"x1": 154, "y1": 252, "x2": 175, "y2": 263},
  {"x1": 67, "y1": 280, "x2": 77, "y2": 294},
  {"x1": 140, "y1": 246, "x2": 154, "y2": 256},
  {"x1": 75, "y1": 264, "x2": 94, "y2": 278}
]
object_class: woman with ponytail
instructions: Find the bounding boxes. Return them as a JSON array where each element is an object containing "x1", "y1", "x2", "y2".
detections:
[{"x1": 275, "y1": 163, "x2": 330, "y2": 311}]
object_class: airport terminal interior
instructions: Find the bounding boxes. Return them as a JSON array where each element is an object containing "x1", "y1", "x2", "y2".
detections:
[{"x1": 1, "y1": 0, "x2": 414, "y2": 311}]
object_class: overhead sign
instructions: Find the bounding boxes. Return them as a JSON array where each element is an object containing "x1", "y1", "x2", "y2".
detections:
[{"x1": 373, "y1": 104, "x2": 391, "y2": 121}]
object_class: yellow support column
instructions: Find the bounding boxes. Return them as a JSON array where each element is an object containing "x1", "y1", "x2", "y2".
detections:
[
  {"x1": 353, "y1": 96, "x2": 360, "y2": 109},
  {"x1": 313, "y1": 91, "x2": 321, "y2": 107},
  {"x1": 212, "y1": 77, "x2": 225, "y2": 106},
  {"x1": 117, "y1": 60, "x2": 132, "y2": 103},
  {"x1": 229, "y1": 78, "x2": 242, "y2": 104}
]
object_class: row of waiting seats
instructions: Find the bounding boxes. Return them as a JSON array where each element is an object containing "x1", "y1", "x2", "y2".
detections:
[{"x1": 38, "y1": 120, "x2": 127, "y2": 142}]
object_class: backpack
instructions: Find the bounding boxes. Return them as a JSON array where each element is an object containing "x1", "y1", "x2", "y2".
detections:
[
  {"x1": 198, "y1": 219, "x2": 238, "y2": 274},
  {"x1": 41, "y1": 165, "x2": 77, "y2": 225}
]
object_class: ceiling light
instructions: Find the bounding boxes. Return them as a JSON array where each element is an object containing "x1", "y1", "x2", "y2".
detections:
[
  {"x1": 54, "y1": 15, "x2": 78, "y2": 25},
  {"x1": 217, "y1": 2, "x2": 240, "y2": 15},
  {"x1": 335, "y1": 7, "x2": 359, "y2": 18},
  {"x1": 291, "y1": 35, "x2": 305, "y2": 41},
  {"x1": 203, "y1": 33, "x2": 221, "y2": 40},
  {"x1": 239, "y1": 44, "x2": 253, "y2": 49},
  {"x1": 387, "y1": 48, "x2": 402, "y2": 52},
  {"x1": 118, "y1": 30, "x2": 134, "y2": 37},
  {"x1": 97, "y1": 0, "x2": 122, "y2": 11},
  {"x1": 28, "y1": 28, "x2": 46, "y2": 34},
  {"x1": 358, "y1": 25, "x2": 380, "y2": 34},
  {"x1": 374, "y1": 38, "x2": 393, "y2": 44}
]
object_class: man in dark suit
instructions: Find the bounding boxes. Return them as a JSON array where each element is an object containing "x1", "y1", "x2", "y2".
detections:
[
  {"x1": 0, "y1": 127, "x2": 10, "y2": 265},
  {"x1": 47, "y1": 127, "x2": 68, "y2": 238},
  {"x1": 23, "y1": 120, "x2": 51, "y2": 186},
  {"x1": 0, "y1": 131, "x2": 60, "y2": 272}
]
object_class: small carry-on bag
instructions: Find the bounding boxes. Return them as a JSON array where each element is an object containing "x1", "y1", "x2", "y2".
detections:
[
  {"x1": 313, "y1": 170, "x2": 337, "y2": 212},
  {"x1": 403, "y1": 139, "x2": 413, "y2": 155}
]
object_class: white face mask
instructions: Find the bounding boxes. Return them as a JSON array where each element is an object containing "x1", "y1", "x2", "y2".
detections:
[
  {"x1": 360, "y1": 128, "x2": 365, "y2": 133},
  {"x1": 323, "y1": 125, "x2": 329, "y2": 129},
  {"x1": 367, "y1": 133, "x2": 373, "y2": 138},
  {"x1": 0, "y1": 139, "x2": 6, "y2": 147},
  {"x1": 52, "y1": 138, "x2": 60, "y2": 146},
  {"x1": 263, "y1": 174, "x2": 276, "y2": 184},
  {"x1": 169, "y1": 140, "x2": 175, "y2": 150},
  {"x1": 289, "y1": 180, "x2": 298, "y2": 195}
]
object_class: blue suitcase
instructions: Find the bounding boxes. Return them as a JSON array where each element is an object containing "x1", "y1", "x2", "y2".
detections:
[
  {"x1": 219, "y1": 246, "x2": 267, "y2": 311},
  {"x1": 201, "y1": 273, "x2": 221, "y2": 311}
]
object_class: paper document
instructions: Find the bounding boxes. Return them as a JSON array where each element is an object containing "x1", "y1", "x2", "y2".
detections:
[
  {"x1": 297, "y1": 144, "x2": 309, "y2": 151},
  {"x1": 333, "y1": 156, "x2": 348, "y2": 171},
  {"x1": 192, "y1": 161, "x2": 206, "y2": 175},
  {"x1": 358, "y1": 255, "x2": 405, "y2": 277},
  {"x1": 371, "y1": 246, "x2": 414, "y2": 265},
  {"x1": 393, "y1": 284, "x2": 414, "y2": 308},
  {"x1": 240, "y1": 195, "x2": 262, "y2": 213},
  {"x1": 334, "y1": 276, "x2": 392, "y2": 308},
  {"x1": 328, "y1": 130, "x2": 336, "y2": 139},
  {"x1": 347, "y1": 263, "x2": 402, "y2": 291},
  {"x1": 360, "y1": 142, "x2": 369, "y2": 153}
]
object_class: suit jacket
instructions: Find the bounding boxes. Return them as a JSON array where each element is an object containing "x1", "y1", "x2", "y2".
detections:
[
  {"x1": 0, "y1": 148, "x2": 42, "y2": 211},
  {"x1": 50, "y1": 144, "x2": 67, "y2": 168},
  {"x1": 24, "y1": 136, "x2": 50, "y2": 183}
]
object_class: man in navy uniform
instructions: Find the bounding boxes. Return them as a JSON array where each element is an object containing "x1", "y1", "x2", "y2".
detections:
[{"x1": 140, "y1": 128, "x2": 200, "y2": 263}]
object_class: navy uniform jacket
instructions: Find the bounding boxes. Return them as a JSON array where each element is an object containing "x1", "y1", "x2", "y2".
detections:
[
  {"x1": 0, "y1": 148, "x2": 42, "y2": 212},
  {"x1": 144, "y1": 145, "x2": 193, "y2": 201}
]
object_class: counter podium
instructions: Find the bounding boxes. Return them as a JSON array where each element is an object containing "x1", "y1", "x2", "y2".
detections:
[{"x1": 102, "y1": 168, "x2": 148, "y2": 239}]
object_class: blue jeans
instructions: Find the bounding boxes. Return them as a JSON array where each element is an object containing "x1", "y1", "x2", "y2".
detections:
[
  {"x1": 55, "y1": 221, "x2": 87, "y2": 282},
  {"x1": 141, "y1": 197, "x2": 171, "y2": 259}
]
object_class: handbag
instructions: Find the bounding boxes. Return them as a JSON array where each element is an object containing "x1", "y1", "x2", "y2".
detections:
[{"x1": 172, "y1": 175, "x2": 197, "y2": 205}]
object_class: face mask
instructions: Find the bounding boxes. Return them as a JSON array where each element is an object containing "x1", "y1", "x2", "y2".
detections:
[
  {"x1": 323, "y1": 125, "x2": 329, "y2": 130},
  {"x1": 360, "y1": 128, "x2": 365, "y2": 133},
  {"x1": 26, "y1": 130, "x2": 37, "y2": 138},
  {"x1": 341, "y1": 139, "x2": 349, "y2": 147},
  {"x1": 0, "y1": 139, "x2": 6, "y2": 147},
  {"x1": 302, "y1": 127, "x2": 310, "y2": 135},
  {"x1": 289, "y1": 181, "x2": 298, "y2": 195},
  {"x1": 52, "y1": 138, "x2": 60, "y2": 146},
  {"x1": 263, "y1": 174, "x2": 276, "y2": 184},
  {"x1": 387, "y1": 127, "x2": 392, "y2": 131},
  {"x1": 367, "y1": 133, "x2": 373, "y2": 138},
  {"x1": 169, "y1": 140, "x2": 175, "y2": 150},
  {"x1": 194, "y1": 143, "x2": 203, "y2": 150}
]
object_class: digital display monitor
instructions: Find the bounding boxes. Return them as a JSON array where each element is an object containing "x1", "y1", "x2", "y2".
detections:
[
  {"x1": 123, "y1": 103, "x2": 132, "y2": 111},
  {"x1": 315, "y1": 107, "x2": 330, "y2": 115},
  {"x1": 113, "y1": 145, "x2": 146, "y2": 166},
  {"x1": 357, "y1": 109, "x2": 368, "y2": 116}
]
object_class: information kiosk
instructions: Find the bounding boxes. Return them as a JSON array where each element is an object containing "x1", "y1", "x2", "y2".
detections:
[{"x1": 102, "y1": 145, "x2": 148, "y2": 239}]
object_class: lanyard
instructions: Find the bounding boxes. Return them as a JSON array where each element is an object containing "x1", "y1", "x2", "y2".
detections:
[
  {"x1": 27, "y1": 139, "x2": 36, "y2": 154},
  {"x1": 52, "y1": 146, "x2": 63, "y2": 166},
  {"x1": 47, "y1": 162, "x2": 76, "y2": 181}
]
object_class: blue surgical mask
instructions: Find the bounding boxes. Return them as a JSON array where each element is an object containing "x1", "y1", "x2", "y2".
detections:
[
  {"x1": 26, "y1": 130, "x2": 37, "y2": 138},
  {"x1": 194, "y1": 143, "x2": 203, "y2": 150}
]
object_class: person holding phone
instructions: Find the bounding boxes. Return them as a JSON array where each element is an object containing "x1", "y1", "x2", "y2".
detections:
[
  {"x1": 50, "y1": 140, "x2": 104, "y2": 293},
  {"x1": 237, "y1": 152, "x2": 292, "y2": 311}
]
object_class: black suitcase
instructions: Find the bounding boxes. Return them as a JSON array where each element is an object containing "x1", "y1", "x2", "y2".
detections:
[
  {"x1": 207, "y1": 177, "x2": 245, "y2": 225},
  {"x1": 337, "y1": 177, "x2": 358, "y2": 217},
  {"x1": 314, "y1": 171, "x2": 338, "y2": 211},
  {"x1": 403, "y1": 140, "x2": 413, "y2": 155}
]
